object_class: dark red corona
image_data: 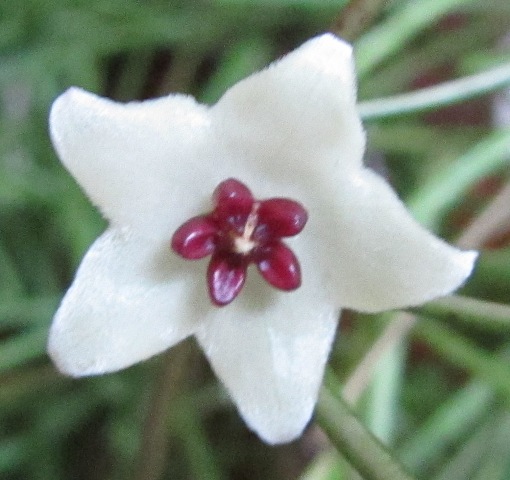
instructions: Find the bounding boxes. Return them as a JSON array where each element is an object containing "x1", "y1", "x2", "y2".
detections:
[{"x1": 171, "y1": 179, "x2": 308, "y2": 306}]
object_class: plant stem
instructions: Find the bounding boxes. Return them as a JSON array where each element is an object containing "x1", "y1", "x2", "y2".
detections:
[
  {"x1": 316, "y1": 387, "x2": 417, "y2": 480},
  {"x1": 133, "y1": 343, "x2": 191, "y2": 480}
]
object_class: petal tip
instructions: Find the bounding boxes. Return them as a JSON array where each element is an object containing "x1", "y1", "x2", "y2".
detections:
[
  {"x1": 256, "y1": 422, "x2": 308, "y2": 445},
  {"x1": 456, "y1": 248, "x2": 478, "y2": 283},
  {"x1": 47, "y1": 334, "x2": 89, "y2": 378},
  {"x1": 49, "y1": 87, "x2": 99, "y2": 153},
  {"x1": 47, "y1": 318, "x2": 105, "y2": 378},
  {"x1": 304, "y1": 32, "x2": 353, "y2": 56},
  {"x1": 47, "y1": 328, "x2": 123, "y2": 378},
  {"x1": 295, "y1": 32, "x2": 354, "y2": 75},
  {"x1": 50, "y1": 86, "x2": 93, "y2": 121},
  {"x1": 236, "y1": 398, "x2": 313, "y2": 444},
  {"x1": 414, "y1": 247, "x2": 478, "y2": 308}
]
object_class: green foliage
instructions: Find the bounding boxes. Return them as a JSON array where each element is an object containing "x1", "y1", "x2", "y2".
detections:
[{"x1": 1, "y1": 1, "x2": 510, "y2": 479}]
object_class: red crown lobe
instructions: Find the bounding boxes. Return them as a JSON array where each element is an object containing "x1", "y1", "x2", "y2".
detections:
[
  {"x1": 256, "y1": 242, "x2": 301, "y2": 290},
  {"x1": 171, "y1": 179, "x2": 308, "y2": 306},
  {"x1": 213, "y1": 178, "x2": 254, "y2": 230},
  {"x1": 171, "y1": 216, "x2": 217, "y2": 259},
  {"x1": 257, "y1": 198, "x2": 308, "y2": 238},
  {"x1": 208, "y1": 254, "x2": 247, "y2": 306}
]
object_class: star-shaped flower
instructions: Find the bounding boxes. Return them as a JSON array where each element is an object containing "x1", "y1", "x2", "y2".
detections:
[{"x1": 48, "y1": 34, "x2": 477, "y2": 444}]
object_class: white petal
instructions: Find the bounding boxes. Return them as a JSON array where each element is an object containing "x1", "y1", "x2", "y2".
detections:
[
  {"x1": 50, "y1": 35, "x2": 364, "y2": 242},
  {"x1": 319, "y1": 168, "x2": 477, "y2": 312},
  {"x1": 196, "y1": 270, "x2": 338, "y2": 444},
  {"x1": 211, "y1": 34, "x2": 365, "y2": 184},
  {"x1": 48, "y1": 228, "x2": 206, "y2": 376},
  {"x1": 49, "y1": 87, "x2": 213, "y2": 238}
]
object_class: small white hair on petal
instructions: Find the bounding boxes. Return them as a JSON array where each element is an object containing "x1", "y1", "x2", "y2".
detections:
[
  {"x1": 212, "y1": 33, "x2": 365, "y2": 183},
  {"x1": 49, "y1": 87, "x2": 212, "y2": 239}
]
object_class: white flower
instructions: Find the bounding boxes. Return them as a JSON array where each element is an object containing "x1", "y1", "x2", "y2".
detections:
[{"x1": 47, "y1": 34, "x2": 477, "y2": 444}]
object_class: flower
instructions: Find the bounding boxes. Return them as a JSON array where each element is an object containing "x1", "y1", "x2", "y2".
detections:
[{"x1": 47, "y1": 34, "x2": 477, "y2": 444}]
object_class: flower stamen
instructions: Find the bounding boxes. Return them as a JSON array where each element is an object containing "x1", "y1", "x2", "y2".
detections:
[{"x1": 233, "y1": 202, "x2": 260, "y2": 255}]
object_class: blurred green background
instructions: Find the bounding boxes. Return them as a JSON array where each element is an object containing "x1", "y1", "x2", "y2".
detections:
[{"x1": 1, "y1": 0, "x2": 510, "y2": 479}]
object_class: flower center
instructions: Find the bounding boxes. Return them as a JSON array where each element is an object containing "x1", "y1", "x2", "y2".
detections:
[
  {"x1": 232, "y1": 202, "x2": 259, "y2": 255},
  {"x1": 171, "y1": 178, "x2": 308, "y2": 306}
]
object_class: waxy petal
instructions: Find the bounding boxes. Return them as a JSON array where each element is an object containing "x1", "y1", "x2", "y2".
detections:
[
  {"x1": 50, "y1": 88, "x2": 212, "y2": 239},
  {"x1": 257, "y1": 242, "x2": 301, "y2": 290},
  {"x1": 212, "y1": 34, "x2": 365, "y2": 190},
  {"x1": 321, "y1": 168, "x2": 477, "y2": 312},
  {"x1": 49, "y1": 36, "x2": 364, "y2": 242},
  {"x1": 48, "y1": 228, "x2": 201, "y2": 376},
  {"x1": 207, "y1": 254, "x2": 247, "y2": 306},
  {"x1": 196, "y1": 274, "x2": 338, "y2": 444},
  {"x1": 171, "y1": 216, "x2": 217, "y2": 259},
  {"x1": 257, "y1": 198, "x2": 308, "y2": 238}
]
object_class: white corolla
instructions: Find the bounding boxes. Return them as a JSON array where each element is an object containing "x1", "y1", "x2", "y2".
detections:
[{"x1": 47, "y1": 34, "x2": 477, "y2": 444}]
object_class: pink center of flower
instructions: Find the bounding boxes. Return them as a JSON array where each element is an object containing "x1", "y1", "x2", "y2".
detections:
[{"x1": 171, "y1": 178, "x2": 308, "y2": 306}]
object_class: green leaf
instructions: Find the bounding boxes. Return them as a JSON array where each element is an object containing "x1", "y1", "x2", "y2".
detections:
[
  {"x1": 0, "y1": 327, "x2": 48, "y2": 372},
  {"x1": 398, "y1": 378, "x2": 496, "y2": 474},
  {"x1": 316, "y1": 387, "x2": 417, "y2": 480},
  {"x1": 415, "y1": 318, "x2": 510, "y2": 401},
  {"x1": 358, "y1": 62, "x2": 510, "y2": 120},
  {"x1": 366, "y1": 319, "x2": 406, "y2": 445},
  {"x1": 415, "y1": 295, "x2": 510, "y2": 332},
  {"x1": 200, "y1": 38, "x2": 274, "y2": 104},
  {"x1": 299, "y1": 451, "x2": 344, "y2": 480},
  {"x1": 355, "y1": 0, "x2": 477, "y2": 78},
  {"x1": 431, "y1": 411, "x2": 510, "y2": 480},
  {"x1": 359, "y1": 17, "x2": 507, "y2": 99},
  {"x1": 407, "y1": 129, "x2": 510, "y2": 229}
]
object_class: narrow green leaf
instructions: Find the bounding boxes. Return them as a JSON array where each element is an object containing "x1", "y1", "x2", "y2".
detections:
[
  {"x1": 316, "y1": 387, "x2": 417, "y2": 480},
  {"x1": 200, "y1": 38, "x2": 274, "y2": 104},
  {"x1": 355, "y1": 0, "x2": 477, "y2": 77},
  {"x1": 431, "y1": 412, "x2": 509, "y2": 480},
  {"x1": 0, "y1": 327, "x2": 48, "y2": 372},
  {"x1": 0, "y1": 296, "x2": 60, "y2": 327},
  {"x1": 414, "y1": 295, "x2": 510, "y2": 332},
  {"x1": 172, "y1": 402, "x2": 226, "y2": 480},
  {"x1": 358, "y1": 62, "x2": 510, "y2": 120},
  {"x1": 471, "y1": 413, "x2": 510, "y2": 480},
  {"x1": 359, "y1": 17, "x2": 506, "y2": 99},
  {"x1": 415, "y1": 318, "x2": 510, "y2": 400},
  {"x1": 367, "y1": 124, "x2": 481, "y2": 158},
  {"x1": 299, "y1": 450, "x2": 344, "y2": 480},
  {"x1": 398, "y1": 379, "x2": 495, "y2": 473},
  {"x1": 366, "y1": 325, "x2": 406, "y2": 444},
  {"x1": 407, "y1": 129, "x2": 510, "y2": 229}
]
